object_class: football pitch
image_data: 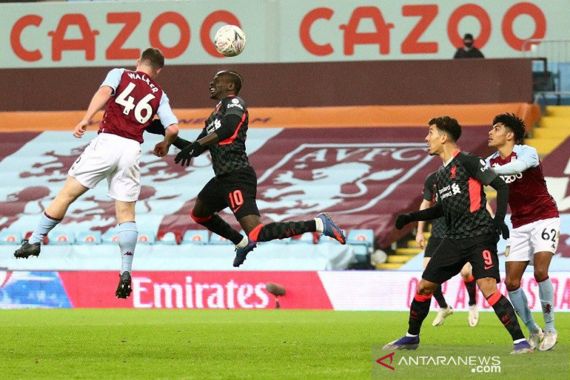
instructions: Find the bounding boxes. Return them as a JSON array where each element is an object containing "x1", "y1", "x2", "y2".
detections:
[{"x1": 0, "y1": 310, "x2": 568, "y2": 379}]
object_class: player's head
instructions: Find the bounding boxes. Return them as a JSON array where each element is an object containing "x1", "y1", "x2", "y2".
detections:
[
  {"x1": 426, "y1": 116, "x2": 461, "y2": 155},
  {"x1": 488, "y1": 113, "x2": 526, "y2": 148},
  {"x1": 210, "y1": 70, "x2": 243, "y2": 99},
  {"x1": 137, "y1": 48, "x2": 165, "y2": 77}
]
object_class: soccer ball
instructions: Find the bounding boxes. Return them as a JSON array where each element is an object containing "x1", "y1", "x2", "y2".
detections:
[{"x1": 214, "y1": 25, "x2": 246, "y2": 57}]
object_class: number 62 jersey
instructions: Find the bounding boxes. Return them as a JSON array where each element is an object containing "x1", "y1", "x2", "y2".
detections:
[{"x1": 98, "y1": 68, "x2": 177, "y2": 143}]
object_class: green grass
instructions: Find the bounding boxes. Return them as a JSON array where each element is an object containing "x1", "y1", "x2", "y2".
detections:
[{"x1": 0, "y1": 310, "x2": 567, "y2": 379}]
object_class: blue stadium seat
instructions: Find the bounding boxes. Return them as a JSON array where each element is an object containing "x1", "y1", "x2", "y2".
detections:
[
  {"x1": 101, "y1": 228, "x2": 120, "y2": 244},
  {"x1": 209, "y1": 234, "x2": 232, "y2": 245},
  {"x1": 182, "y1": 229, "x2": 209, "y2": 245},
  {"x1": 0, "y1": 230, "x2": 22, "y2": 245},
  {"x1": 137, "y1": 230, "x2": 156, "y2": 245},
  {"x1": 272, "y1": 236, "x2": 291, "y2": 244},
  {"x1": 346, "y1": 229, "x2": 375, "y2": 262},
  {"x1": 47, "y1": 230, "x2": 75, "y2": 245},
  {"x1": 76, "y1": 231, "x2": 102, "y2": 245},
  {"x1": 156, "y1": 231, "x2": 178, "y2": 245},
  {"x1": 289, "y1": 232, "x2": 316, "y2": 244}
]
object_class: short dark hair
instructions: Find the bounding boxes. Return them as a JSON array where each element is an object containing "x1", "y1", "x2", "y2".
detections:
[
  {"x1": 493, "y1": 113, "x2": 526, "y2": 144},
  {"x1": 428, "y1": 116, "x2": 462, "y2": 142},
  {"x1": 463, "y1": 33, "x2": 474, "y2": 40},
  {"x1": 220, "y1": 70, "x2": 243, "y2": 94},
  {"x1": 141, "y1": 48, "x2": 165, "y2": 70}
]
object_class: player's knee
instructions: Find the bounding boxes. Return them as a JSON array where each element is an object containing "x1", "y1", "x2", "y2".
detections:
[
  {"x1": 534, "y1": 269, "x2": 548, "y2": 283},
  {"x1": 476, "y1": 277, "x2": 497, "y2": 294},
  {"x1": 505, "y1": 277, "x2": 521, "y2": 291},
  {"x1": 191, "y1": 210, "x2": 212, "y2": 225},
  {"x1": 417, "y1": 280, "x2": 435, "y2": 296}
]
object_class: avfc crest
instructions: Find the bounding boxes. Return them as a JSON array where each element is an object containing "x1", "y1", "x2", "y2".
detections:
[{"x1": 256, "y1": 142, "x2": 433, "y2": 222}]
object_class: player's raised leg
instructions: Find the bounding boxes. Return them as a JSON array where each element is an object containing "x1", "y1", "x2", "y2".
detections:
[
  {"x1": 534, "y1": 251, "x2": 557, "y2": 351},
  {"x1": 233, "y1": 213, "x2": 346, "y2": 267},
  {"x1": 14, "y1": 176, "x2": 88, "y2": 259},
  {"x1": 191, "y1": 178, "x2": 252, "y2": 251}
]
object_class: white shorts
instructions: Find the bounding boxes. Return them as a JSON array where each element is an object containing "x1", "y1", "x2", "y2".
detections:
[
  {"x1": 505, "y1": 217, "x2": 560, "y2": 263},
  {"x1": 69, "y1": 133, "x2": 142, "y2": 202}
]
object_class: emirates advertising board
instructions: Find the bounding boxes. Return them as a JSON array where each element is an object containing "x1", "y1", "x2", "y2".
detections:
[
  {"x1": 1, "y1": 270, "x2": 570, "y2": 311},
  {"x1": 0, "y1": 0, "x2": 568, "y2": 68}
]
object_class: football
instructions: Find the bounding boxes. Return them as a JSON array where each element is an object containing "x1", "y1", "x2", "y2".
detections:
[{"x1": 214, "y1": 25, "x2": 246, "y2": 57}]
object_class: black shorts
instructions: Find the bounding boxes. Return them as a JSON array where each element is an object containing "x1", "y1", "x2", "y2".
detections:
[
  {"x1": 422, "y1": 233, "x2": 500, "y2": 284},
  {"x1": 197, "y1": 166, "x2": 260, "y2": 220},
  {"x1": 424, "y1": 236, "x2": 443, "y2": 258}
]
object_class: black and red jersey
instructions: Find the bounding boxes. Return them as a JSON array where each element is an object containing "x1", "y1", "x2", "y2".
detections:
[
  {"x1": 202, "y1": 96, "x2": 250, "y2": 176},
  {"x1": 434, "y1": 151, "x2": 497, "y2": 239}
]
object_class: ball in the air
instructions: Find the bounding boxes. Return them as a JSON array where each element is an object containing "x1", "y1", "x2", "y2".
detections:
[{"x1": 214, "y1": 25, "x2": 246, "y2": 57}]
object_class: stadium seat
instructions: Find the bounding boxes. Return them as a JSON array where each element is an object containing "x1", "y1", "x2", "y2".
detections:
[
  {"x1": 289, "y1": 232, "x2": 317, "y2": 244},
  {"x1": 0, "y1": 230, "x2": 22, "y2": 245},
  {"x1": 75, "y1": 231, "x2": 102, "y2": 245},
  {"x1": 137, "y1": 230, "x2": 156, "y2": 245},
  {"x1": 209, "y1": 234, "x2": 232, "y2": 245},
  {"x1": 156, "y1": 231, "x2": 178, "y2": 245},
  {"x1": 346, "y1": 229, "x2": 375, "y2": 263},
  {"x1": 47, "y1": 230, "x2": 75, "y2": 245},
  {"x1": 101, "y1": 228, "x2": 120, "y2": 244},
  {"x1": 272, "y1": 236, "x2": 291, "y2": 244},
  {"x1": 182, "y1": 229, "x2": 209, "y2": 245}
]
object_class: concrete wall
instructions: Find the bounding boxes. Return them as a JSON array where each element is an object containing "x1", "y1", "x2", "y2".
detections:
[{"x1": 1, "y1": 59, "x2": 532, "y2": 111}]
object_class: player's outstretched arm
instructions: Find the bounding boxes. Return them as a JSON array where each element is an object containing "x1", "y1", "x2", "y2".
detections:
[
  {"x1": 396, "y1": 203, "x2": 443, "y2": 229},
  {"x1": 490, "y1": 146, "x2": 539, "y2": 175},
  {"x1": 153, "y1": 123, "x2": 179, "y2": 157}
]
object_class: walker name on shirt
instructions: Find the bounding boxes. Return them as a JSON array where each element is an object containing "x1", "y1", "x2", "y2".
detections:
[{"x1": 126, "y1": 72, "x2": 159, "y2": 93}]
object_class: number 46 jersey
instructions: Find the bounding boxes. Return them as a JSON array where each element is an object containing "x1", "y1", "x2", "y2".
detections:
[{"x1": 98, "y1": 68, "x2": 177, "y2": 143}]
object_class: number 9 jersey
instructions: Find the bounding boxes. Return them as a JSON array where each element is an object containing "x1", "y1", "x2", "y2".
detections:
[{"x1": 98, "y1": 68, "x2": 177, "y2": 143}]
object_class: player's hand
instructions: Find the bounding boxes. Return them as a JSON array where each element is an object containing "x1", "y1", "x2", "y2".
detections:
[
  {"x1": 145, "y1": 119, "x2": 165, "y2": 136},
  {"x1": 493, "y1": 218, "x2": 510, "y2": 240},
  {"x1": 153, "y1": 141, "x2": 170, "y2": 157},
  {"x1": 395, "y1": 214, "x2": 413, "y2": 229},
  {"x1": 73, "y1": 120, "x2": 89, "y2": 138},
  {"x1": 174, "y1": 141, "x2": 201, "y2": 167},
  {"x1": 415, "y1": 232, "x2": 426, "y2": 248}
]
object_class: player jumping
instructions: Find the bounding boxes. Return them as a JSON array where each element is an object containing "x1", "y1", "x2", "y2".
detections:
[
  {"x1": 148, "y1": 70, "x2": 346, "y2": 267},
  {"x1": 14, "y1": 48, "x2": 179, "y2": 299},
  {"x1": 384, "y1": 116, "x2": 531, "y2": 354},
  {"x1": 487, "y1": 113, "x2": 560, "y2": 351}
]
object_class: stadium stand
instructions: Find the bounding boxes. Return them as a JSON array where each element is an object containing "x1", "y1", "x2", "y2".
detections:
[
  {"x1": 182, "y1": 230, "x2": 209, "y2": 245},
  {"x1": 75, "y1": 231, "x2": 102, "y2": 245},
  {"x1": 0, "y1": 103, "x2": 542, "y2": 271},
  {"x1": 0, "y1": 230, "x2": 22, "y2": 245},
  {"x1": 47, "y1": 230, "x2": 75, "y2": 245},
  {"x1": 527, "y1": 106, "x2": 570, "y2": 155}
]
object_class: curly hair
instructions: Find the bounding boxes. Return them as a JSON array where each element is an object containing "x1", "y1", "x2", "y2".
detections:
[{"x1": 493, "y1": 113, "x2": 526, "y2": 144}]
